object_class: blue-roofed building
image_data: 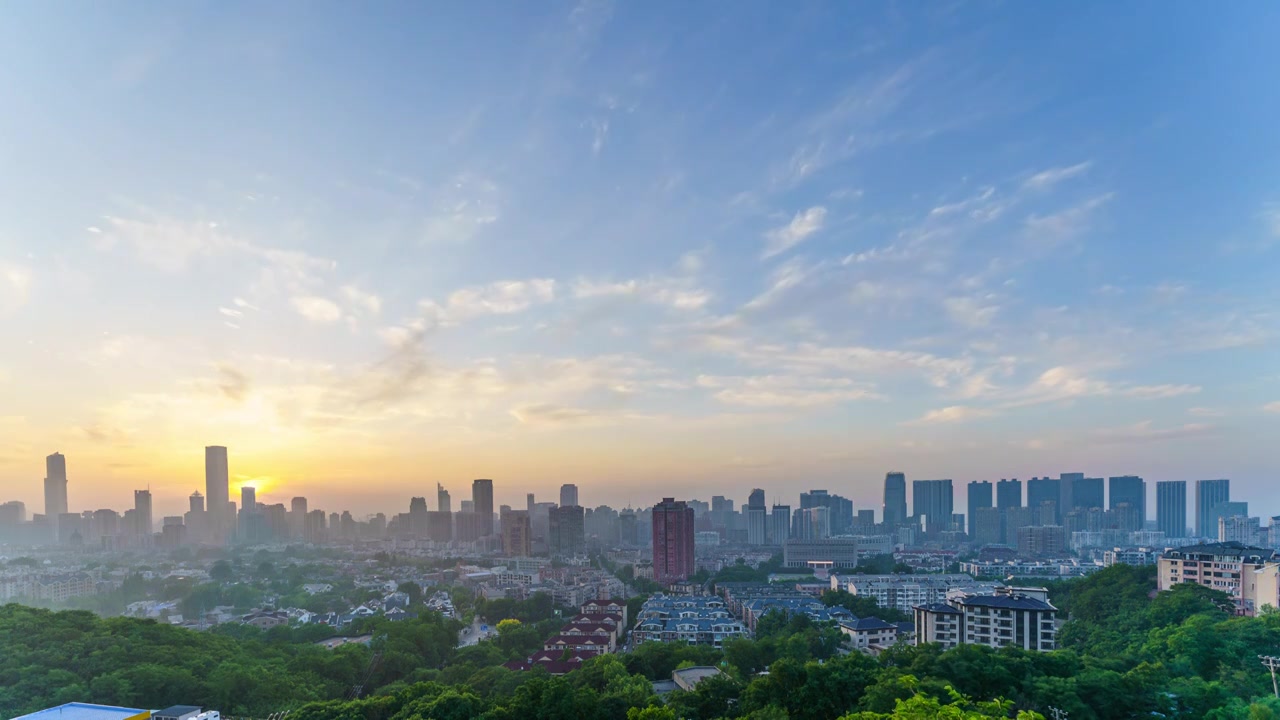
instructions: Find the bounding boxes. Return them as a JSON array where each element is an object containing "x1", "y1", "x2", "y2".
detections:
[
  {"x1": 839, "y1": 616, "x2": 899, "y2": 650},
  {"x1": 12, "y1": 703, "x2": 151, "y2": 720}
]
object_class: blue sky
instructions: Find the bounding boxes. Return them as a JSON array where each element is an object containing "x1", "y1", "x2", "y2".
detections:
[{"x1": 1, "y1": 1, "x2": 1278, "y2": 518}]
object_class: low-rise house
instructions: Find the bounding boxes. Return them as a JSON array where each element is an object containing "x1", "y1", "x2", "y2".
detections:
[{"x1": 839, "y1": 617, "x2": 898, "y2": 650}]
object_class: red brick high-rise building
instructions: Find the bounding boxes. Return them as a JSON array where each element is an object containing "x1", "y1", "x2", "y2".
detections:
[{"x1": 653, "y1": 498, "x2": 695, "y2": 584}]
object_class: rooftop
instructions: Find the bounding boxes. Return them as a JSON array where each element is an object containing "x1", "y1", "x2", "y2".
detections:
[{"x1": 12, "y1": 703, "x2": 150, "y2": 720}]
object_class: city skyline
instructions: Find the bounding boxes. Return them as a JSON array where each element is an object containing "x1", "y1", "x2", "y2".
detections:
[
  {"x1": 6, "y1": 447, "x2": 1269, "y2": 533},
  {"x1": 2, "y1": 4, "x2": 1279, "y2": 514}
]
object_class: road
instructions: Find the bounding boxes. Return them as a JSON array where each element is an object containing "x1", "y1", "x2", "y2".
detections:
[{"x1": 457, "y1": 616, "x2": 496, "y2": 648}]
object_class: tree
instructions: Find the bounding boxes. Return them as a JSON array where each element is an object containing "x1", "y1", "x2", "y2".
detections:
[{"x1": 209, "y1": 560, "x2": 234, "y2": 583}]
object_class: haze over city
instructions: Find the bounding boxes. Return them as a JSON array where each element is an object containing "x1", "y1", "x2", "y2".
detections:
[{"x1": 2, "y1": 2, "x2": 1280, "y2": 520}]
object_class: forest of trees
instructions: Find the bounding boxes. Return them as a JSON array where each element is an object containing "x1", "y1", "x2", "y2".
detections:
[{"x1": 4, "y1": 564, "x2": 1280, "y2": 719}]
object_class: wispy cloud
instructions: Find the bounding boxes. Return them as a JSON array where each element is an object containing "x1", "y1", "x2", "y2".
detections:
[
  {"x1": 697, "y1": 374, "x2": 881, "y2": 407},
  {"x1": 1121, "y1": 384, "x2": 1200, "y2": 399},
  {"x1": 341, "y1": 285, "x2": 382, "y2": 315},
  {"x1": 291, "y1": 295, "x2": 343, "y2": 324},
  {"x1": 1024, "y1": 193, "x2": 1114, "y2": 243},
  {"x1": 1089, "y1": 420, "x2": 1215, "y2": 444},
  {"x1": 762, "y1": 206, "x2": 827, "y2": 259},
  {"x1": 903, "y1": 405, "x2": 994, "y2": 425},
  {"x1": 1264, "y1": 401, "x2": 1280, "y2": 414},
  {"x1": 443, "y1": 278, "x2": 556, "y2": 321},
  {"x1": 1187, "y1": 407, "x2": 1225, "y2": 417},
  {"x1": 1024, "y1": 161, "x2": 1092, "y2": 190},
  {"x1": 944, "y1": 296, "x2": 1000, "y2": 328},
  {"x1": 573, "y1": 277, "x2": 709, "y2": 311}
]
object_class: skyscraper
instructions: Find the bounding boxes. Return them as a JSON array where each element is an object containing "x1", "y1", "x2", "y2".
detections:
[
  {"x1": 1156, "y1": 481, "x2": 1187, "y2": 538},
  {"x1": 134, "y1": 489, "x2": 153, "y2": 537},
  {"x1": 190, "y1": 491, "x2": 205, "y2": 514},
  {"x1": 746, "y1": 488, "x2": 767, "y2": 545},
  {"x1": 883, "y1": 472, "x2": 907, "y2": 527},
  {"x1": 1195, "y1": 479, "x2": 1230, "y2": 538},
  {"x1": 912, "y1": 479, "x2": 954, "y2": 535},
  {"x1": 1058, "y1": 472, "x2": 1084, "y2": 514},
  {"x1": 205, "y1": 446, "x2": 229, "y2": 538},
  {"x1": 1108, "y1": 476, "x2": 1146, "y2": 527},
  {"x1": 501, "y1": 509, "x2": 532, "y2": 556},
  {"x1": 472, "y1": 479, "x2": 494, "y2": 536},
  {"x1": 967, "y1": 481, "x2": 992, "y2": 535},
  {"x1": 1074, "y1": 478, "x2": 1105, "y2": 511},
  {"x1": 437, "y1": 483, "x2": 452, "y2": 513},
  {"x1": 560, "y1": 484, "x2": 579, "y2": 508},
  {"x1": 241, "y1": 486, "x2": 257, "y2": 514},
  {"x1": 996, "y1": 479, "x2": 1022, "y2": 509},
  {"x1": 291, "y1": 497, "x2": 308, "y2": 538},
  {"x1": 549, "y1": 504, "x2": 585, "y2": 557},
  {"x1": 770, "y1": 504, "x2": 791, "y2": 545},
  {"x1": 1027, "y1": 477, "x2": 1061, "y2": 524},
  {"x1": 652, "y1": 498, "x2": 695, "y2": 584},
  {"x1": 44, "y1": 453, "x2": 69, "y2": 534}
]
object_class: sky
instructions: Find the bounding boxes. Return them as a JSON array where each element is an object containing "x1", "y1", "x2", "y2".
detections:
[{"x1": 1, "y1": 1, "x2": 1279, "y2": 521}]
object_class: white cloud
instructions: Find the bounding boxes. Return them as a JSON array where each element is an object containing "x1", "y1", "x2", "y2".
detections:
[
  {"x1": 944, "y1": 297, "x2": 999, "y2": 328},
  {"x1": 573, "y1": 277, "x2": 710, "y2": 310},
  {"x1": 696, "y1": 374, "x2": 881, "y2": 407},
  {"x1": 1024, "y1": 193, "x2": 1114, "y2": 242},
  {"x1": 1024, "y1": 161, "x2": 1092, "y2": 190},
  {"x1": 446, "y1": 278, "x2": 555, "y2": 320},
  {"x1": 1121, "y1": 384, "x2": 1201, "y2": 399},
  {"x1": 341, "y1": 285, "x2": 382, "y2": 315},
  {"x1": 233, "y1": 297, "x2": 260, "y2": 311},
  {"x1": 762, "y1": 206, "x2": 827, "y2": 259},
  {"x1": 903, "y1": 405, "x2": 994, "y2": 425},
  {"x1": 290, "y1": 296, "x2": 343, "y2": 324},
  {"x1": 1187, "y1": 407, "x2": 1225, "y2": 417},
  {"x1": 1264, "y1": 401, "x2": 1280, "y2": 414},
  {"x1": 219, "y1": 307, "x2": 243, "y2": 318},
  {"x1": 0, "y1": 262, "x2": 32, "y2": 313}
]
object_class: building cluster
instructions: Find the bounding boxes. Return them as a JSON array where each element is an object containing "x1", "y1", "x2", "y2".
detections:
[
  {"x1": 631, "y1": 594, "x2": 749, "y2": 648},
  {"x1": 464, "y1": 559, "x2": 625, "y2": 608},
  {"x1": 0, "y1": 570, "x2": 102, "y2": 603},
  {"x1": 715, "y1": 582, "x2": 853, "y2": 631},
  {"x1": 830, "y1": 573, "x2": 1005, "y2": 616},
  {"x1": 503, "y1": 599, "x2": 627, "y2": 675}
]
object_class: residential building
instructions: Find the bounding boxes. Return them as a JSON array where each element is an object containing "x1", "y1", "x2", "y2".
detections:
[
  {"x1": 1108, "y1": 475, "x2": 1146, "y2": 528},
  {"x1": 972, "y1": 506, "x2": 1003, "y2": 546},
  {"x1": 1220, "y1": 515, "x2": 1262, "y2": 545},
  {"x1": 1016, "y1": 525, "x2": 1066, "y2": 557},
  {"x1": 831, "y1": 573, "x2": 1000, "y2": 615},
  {"x1": 912, "y1": 479, "x2": 954, "y2": 535},
  {"x1": 915, "y1": 587, "x2": 1057, "y2": 651},
  {"x1": 501, "y1": 510, "x2": 532, "y2": 556},
  {"x1": 631, "y1": 594, "x2": 747, "y2": 647},
  {"x1": 840, "y1": 617, "x2": 899, "y2": 650},
  {"x1": 770, "y1": 504, "x2": 791, "y2": 544},
  {"x1": 967, "y1": 481, "x2": 992, "y2": 536},
  {"x1": 652, "y1": 499, "x2": 695, "y2": 583},
  {"x1": 1157, "y1": 481, "x2": 1187, "y2": 538},
  {"x1": 1195, "y1": 479, "x2": 1230, "y2": 538},
  {"x1": 1026, "y1": 478, "x2": 1060, "y2": 525},
  {"x1": 996, "y1": 479, "x2": 1022, "y2": 509},
  {"x1": 1158, "y1": 541, "x2": 1278, "y2": 613},
  {"x1": 549, "y1": 504, "x2": 586, "y2": 557}
]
